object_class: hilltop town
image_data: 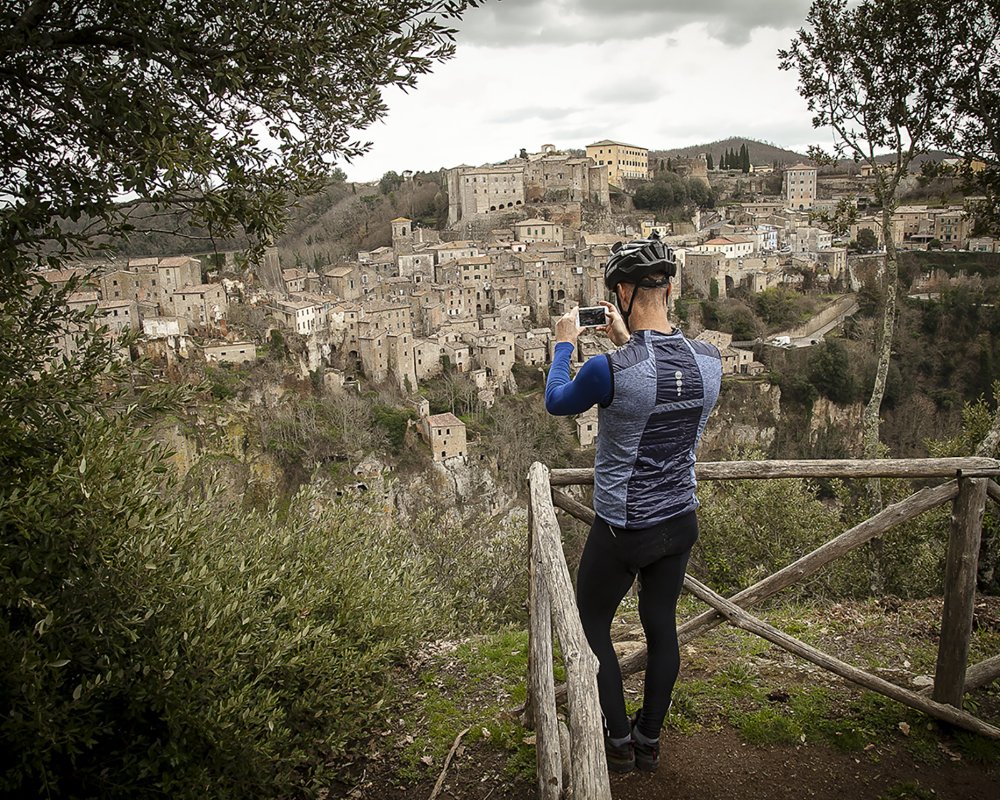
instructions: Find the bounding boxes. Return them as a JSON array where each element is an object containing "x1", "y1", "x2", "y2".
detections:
[{"x1": 41, "y1": 139, "x2": 996, "y2": 463}]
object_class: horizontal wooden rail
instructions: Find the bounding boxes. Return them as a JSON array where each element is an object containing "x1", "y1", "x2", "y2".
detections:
[
  {"x1": 548, "y1": 457, "x2": 1000, "y2": 486},
  {"x1": 532, "y1": 463, "x2": 1000, "y2": 767}
]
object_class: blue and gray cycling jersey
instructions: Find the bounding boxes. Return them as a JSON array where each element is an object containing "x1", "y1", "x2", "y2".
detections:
[{"x1": 545, "y1": 330, "x2": 722, "y2": 529}]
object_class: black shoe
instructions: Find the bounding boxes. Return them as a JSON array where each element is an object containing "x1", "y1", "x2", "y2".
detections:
[
  {"x1": 629, "y1": 712, "x2": 660, "y2": 772},
  {"x1": 604, "y1": 735, "x2": 635, "y2": 773}
]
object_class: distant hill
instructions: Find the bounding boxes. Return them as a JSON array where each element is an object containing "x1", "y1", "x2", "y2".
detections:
[{"x1": 650, "y1": 137, "x2": 809, "y2": 167}]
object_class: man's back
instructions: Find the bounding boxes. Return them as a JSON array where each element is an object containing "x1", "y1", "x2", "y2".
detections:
[{"x1": 595, "y1": 329, "x2": 721, "y2": 529}]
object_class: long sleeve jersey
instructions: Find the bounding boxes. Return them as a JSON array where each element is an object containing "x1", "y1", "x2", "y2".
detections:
[{"x1": 545, "y1": 330, "x2": 722, "y2": 529}]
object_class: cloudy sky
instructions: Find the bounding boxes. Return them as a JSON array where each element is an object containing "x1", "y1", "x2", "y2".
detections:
[{"x1": 344, "y1": 0, "x2": 834, "y2": 182}]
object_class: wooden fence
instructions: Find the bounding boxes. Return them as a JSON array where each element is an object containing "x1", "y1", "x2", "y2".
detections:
[{"x1": 525, "y1": 458, "x2": 1000, "y2": 800}]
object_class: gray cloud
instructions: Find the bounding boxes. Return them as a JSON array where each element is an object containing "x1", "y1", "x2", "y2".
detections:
[
  {"x1": 584, "y1": 81, "x2": 664, "y2": 106},
  {"x1": 484, "y1": 105, "x2": 581, "y2": 124},
  {"x1": 455, "y1": 0, "x2": 813, "y2": 48}
]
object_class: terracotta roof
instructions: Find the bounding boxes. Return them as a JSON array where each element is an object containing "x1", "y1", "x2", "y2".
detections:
[
  {"x1": 587, "y1": 139, "x2": 646, "y2": 150},
  {"x1": 426, "y1": 412, "x2": 464, "y2": 428},
  {"x1": 158, "y1": 256, "x2": 198, "y2": 267}
]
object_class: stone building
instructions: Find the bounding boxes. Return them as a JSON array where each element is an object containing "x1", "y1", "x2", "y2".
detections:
[
  {"x1": 697, "y1": 235, "x2": 755, "y2": 259},
  {"x1": 272, "y1": 298, "x2": 322, "y2": 335},
  {"x1": 101, "y1": 269, "x2": 154, "y2": 304},
  {"x1": 585, "y1": 140, "x2": 649, "y2": 186},
  {"x1": 96, "y1": 300, "x2": 139, "y2": 334},
  {"x1": 397, "y1": 251, "x2": 435, "y2": 283},
  {"x1": 515, "y1": 336, "x2": 547, "y2": 366},
  {"x1": 446, "y1": 164, "x2": 525, "y2": 223},
  {"x1": 523, "y1": 154, "x2": 610, "y2": 206},
  {"x1": 683, "y1": 251, "x2": 726, "y2": 298},
  {"x1": 358, "y1": 332, "x2": 388, "y2": 383},
  {"x1": 171, "y1": 283, "x2": 227, "y2": 326},
  {"x1": 156, "y1": 256, "x2": 201, "y2": 308},
  {"x1": 445, "y1": 152, "x2": 610, "y2": 224},
  {"x1": 282, "y1": 268, "x2": 307, "y2": 294},
  {"x1": 784, "y1": 163, "x2": 818, "y2": 210},
  {"x1": 934, "y1": 209, "x2": 968, "y2": 249},
  {"x1": 514, "y1": 218, "x2": 564, "y2": 244},
  {"x1": 204, "y1": 341, "x2": 257, "y2": 365},
  {"x1": 576, "y1": 407, "x2": 599, "y2": 448},
  {"x1": 324, "y1": 266, "x2": 362, "y2": 300},
  {"x1": 422, "y1": 412, "x2": 468, "y2": 462}
]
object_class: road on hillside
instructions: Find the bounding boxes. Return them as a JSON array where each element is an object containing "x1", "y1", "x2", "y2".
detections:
[{"x1": 759, "y1": 296, "x2": 859, "y2": 350}]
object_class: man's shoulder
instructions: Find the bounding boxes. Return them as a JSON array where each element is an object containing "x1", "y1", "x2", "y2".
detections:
[{"x1": 686, "y1": 337, "x2": 722, "y2": 360}]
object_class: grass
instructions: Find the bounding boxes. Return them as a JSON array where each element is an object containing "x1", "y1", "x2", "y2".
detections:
[
  {"x1": 641, "y1": 596, "x2": 1000, "y2": 764},
  {"x1": 396, "y1": 628, "x2": 538, "y2": 783},
  {"x1": 393, "y1": 597, "x2": 1000, "y2": 789},
  {"x1": 877, "y1": 781, "x2": 938, "y2": 800}
]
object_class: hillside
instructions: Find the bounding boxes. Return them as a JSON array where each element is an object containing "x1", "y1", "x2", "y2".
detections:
[{"x1": 651, "y1": 137, "x2": 808, "y2": 167}]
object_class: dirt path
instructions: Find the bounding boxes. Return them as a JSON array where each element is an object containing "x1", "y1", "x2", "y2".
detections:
[
  {"x1": 611, "y1": 728, "x2": 997, "y2": 800},
  {"x1": 356, "y1": 723, "x2": 998, "y2": 800}
]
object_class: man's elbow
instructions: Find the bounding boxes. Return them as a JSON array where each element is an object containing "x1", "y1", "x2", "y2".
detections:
[{"x1": 544, "y1": 390, "x2": 567, "y2": 416}]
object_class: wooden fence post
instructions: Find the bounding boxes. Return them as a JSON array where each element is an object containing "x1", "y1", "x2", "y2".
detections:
[
  {"x1": 528, "y1": 499, "x2": 562, "y2": 800},
  {"x1": 529, "y1": 462, "x2": 611, "y2": 800},
  {"x1": 933, "y1": 477, "x2": 987, "y2": 708}
]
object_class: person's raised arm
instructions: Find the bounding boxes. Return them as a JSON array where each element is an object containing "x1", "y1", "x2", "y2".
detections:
[{"x1": 545, "y1": 309, "x2": 612, "y2": 415}]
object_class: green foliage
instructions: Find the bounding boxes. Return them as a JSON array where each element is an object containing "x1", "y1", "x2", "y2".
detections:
[
  {"x1": 268, "y1": 329, "x2": 289, "y2": 360},
  {"x1": 753, "y1": 287, "x2": 801, "y2": 329},
  {"x1": 856, "y1": 228, "x2": 879, "y2": 252},
  {"x1": 808, "y1": 338, "x2": 858, "y2": 403},
  {"x1": 205, "y1": 363, "x2": 242, "y2": 400},
  {"x1": 633, "y1": 174, "x2": 715, "y2": 212},
  {"x1": 412, "y1": 512, "x2": 529, "y2": 630},
  {"x1": 2, "y1": 259, "x2": 471, "y2": 794},
  {"x1": 398, "y1": 631, "x2": 535, "y2": 783},
  {"x1": 373, "y1": 404, "x2": 416, "y2": 451},
  {"x1": 925, "y1": 386, "x2": 1000, "y2": 457},
  {"x1": 479, "y1": 396, "x2": 577, "y2": 496},
  {"x1": 1, "y1": 298, "x2": 436, "y2": 797},
  {"x1": 696, "y1": 459, "x2": 841, "y2": 595},
  {"x1": 379, "y1": 170, "x2": 403, "y2": 195},
  {"x1": 2, "y1": 0, "x2": 481, "y2": 262},
  {"x1": 878, "y1": 782, "x2": 938, "y2": 800},
  {"x1": 733, "y1": 707, "x2": 801, "y2": 745}
]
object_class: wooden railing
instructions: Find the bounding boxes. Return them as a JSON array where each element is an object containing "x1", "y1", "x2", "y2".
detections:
[{"x1": 525, "y1": 458, "x2": 1000, "y2": 800}]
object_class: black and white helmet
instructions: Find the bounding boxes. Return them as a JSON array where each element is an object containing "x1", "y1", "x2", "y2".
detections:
[{"x1": 603, "y1": 233, "x2": 677, "y2": 291}]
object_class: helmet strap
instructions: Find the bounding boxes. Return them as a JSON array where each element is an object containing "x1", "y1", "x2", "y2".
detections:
[{"x1": 616, "y1": 284, "x2": 640, "y2": 330}]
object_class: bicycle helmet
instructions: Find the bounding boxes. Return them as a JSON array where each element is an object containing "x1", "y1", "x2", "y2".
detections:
[
  {"x1": 603, "y1": 232, "x2": 677, "y2": 291},
  {"x1": 603, "y1": 233, "x2": 677, "y2": 327}
]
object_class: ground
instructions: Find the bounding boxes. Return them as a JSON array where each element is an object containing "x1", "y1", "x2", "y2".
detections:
[{"x1": 329, "y1": 596, "x2": 1000, "y2": 800}]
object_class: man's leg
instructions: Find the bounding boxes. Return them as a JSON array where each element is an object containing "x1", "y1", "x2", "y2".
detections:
[
  {"x1": 635, "y1": 513, "x2": 698, "y2": 740},
  {"x1": 576, "y1": 517, "x2": 637, "y2": 739}
]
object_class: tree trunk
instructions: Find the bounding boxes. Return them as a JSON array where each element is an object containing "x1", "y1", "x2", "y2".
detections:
[
  {"x1": 862, "y1": 204, "x2": 899, "y2": 462},
  {"x1": 863, "y1": 200, "x2": 900, "y2": 594}
]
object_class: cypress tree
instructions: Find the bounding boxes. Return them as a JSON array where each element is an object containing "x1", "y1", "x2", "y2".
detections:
[{"x1": 706, "y1": 153, "x2": 714, "y2": 170}]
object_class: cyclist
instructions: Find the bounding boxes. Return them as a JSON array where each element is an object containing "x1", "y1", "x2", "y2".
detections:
[{"x1": 544, "y1": 235, "x2": 722, "y2": 772}]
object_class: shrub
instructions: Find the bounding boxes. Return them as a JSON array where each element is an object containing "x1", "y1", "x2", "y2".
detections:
[
  {"x1": 412, "y1": 509, "x2": 529, "y2": 630},
  {"x1": 1, "y1": 421, "x2": 435, "y2": 798},
  {"x1": 696, "y1": 463, "x2": 842, "y2": 596},
  {"x1": 0, "y1": 270, "x2": 434, "y2": 797}
]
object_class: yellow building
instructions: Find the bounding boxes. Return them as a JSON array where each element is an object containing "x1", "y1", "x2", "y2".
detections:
[{"x1": 585, "y1": 139, "x2": 648, "y2": 186}]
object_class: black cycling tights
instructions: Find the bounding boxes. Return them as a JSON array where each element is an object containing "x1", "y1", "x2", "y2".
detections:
[{"x1": 576, "y1": 510, "x2": 697, "y2": 741}]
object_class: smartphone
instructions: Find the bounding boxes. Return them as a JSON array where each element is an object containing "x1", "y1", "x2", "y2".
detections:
[{"x1": 577, "y1": 306, "x2": 608, "y2": 328}]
